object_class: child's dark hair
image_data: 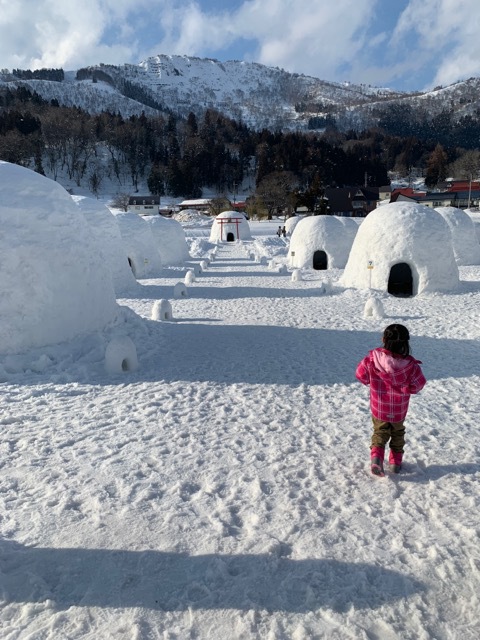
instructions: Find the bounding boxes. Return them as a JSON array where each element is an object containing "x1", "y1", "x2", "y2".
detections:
[{"x1": 382, "y1": 324, "x2": 410, "y2": 356}]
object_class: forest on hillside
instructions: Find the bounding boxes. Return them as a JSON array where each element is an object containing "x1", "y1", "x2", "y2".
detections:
[{"x1": 1, "y1": 85, "x2": 479, "y2": 204}]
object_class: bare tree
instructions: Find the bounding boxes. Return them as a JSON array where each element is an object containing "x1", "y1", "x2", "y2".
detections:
[
  {"x1": 255, "y1": 171, "x2": 298, "y2": 217},
  {"x1": 208, "y1": 196, "x2": 231, "y2": 217},
  {"x1": 109, "y1": 192, "x2": 130, "y2": 211}
]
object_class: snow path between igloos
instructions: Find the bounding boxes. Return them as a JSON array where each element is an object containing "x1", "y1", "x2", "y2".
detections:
[{"x1": 1, "y1": 239, "x2": 480, "y2": 639}]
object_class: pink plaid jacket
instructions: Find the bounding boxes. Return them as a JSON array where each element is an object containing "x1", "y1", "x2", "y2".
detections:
[{"x1": 356, "y1": 348, "x2": 426, "y2": 422}]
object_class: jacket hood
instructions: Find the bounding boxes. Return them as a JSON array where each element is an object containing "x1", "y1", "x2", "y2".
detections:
[{"x1": 371, "y1": 348, "x2": 418, "y2": 386}]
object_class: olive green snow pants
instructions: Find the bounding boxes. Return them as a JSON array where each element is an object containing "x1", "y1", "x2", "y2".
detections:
[{"x1": 371, "y1": 416, "x2": 405, "y2": 453}]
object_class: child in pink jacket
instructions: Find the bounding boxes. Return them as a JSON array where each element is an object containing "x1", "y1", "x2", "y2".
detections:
[{"x1": 356, "y1": 324, "x2": 426, "y2": 477}]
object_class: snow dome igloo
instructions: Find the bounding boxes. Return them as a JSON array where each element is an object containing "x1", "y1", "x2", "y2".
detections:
[
  {"x1": 288, "y1": 215, "x2": 356, "y2": 270},
  {"x1": 435, "y1": 206, "x2": 480, "y2": 265},
  {"x1": 72, "y1": 196, "x2": 137, "y2": 294},
  {"x1": 209, "y1": 211, "x2": 252, "y2": 242},
  {"x1": 0, "y1": 161, "x2": 118, "y2": 355},
  {"x1": 113, "y1": 212, "x2": 163, "y2": 278},
  {"x1": 146, "y1": 215, "x2": 190, "y2": 265},
  {"x1": 339, "y1": 202, "x2": 459, "y2": 296},
  {"x1": 465, "y1": 209, "x2": 480, "y2": 243},
  {"x1": 284, "y1": 215, "x2": 301, "y2": 236}
]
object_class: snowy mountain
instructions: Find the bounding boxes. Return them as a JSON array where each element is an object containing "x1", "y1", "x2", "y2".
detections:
[{"x1": 1, "y1": 54, "x2": 480, "y2": 131}]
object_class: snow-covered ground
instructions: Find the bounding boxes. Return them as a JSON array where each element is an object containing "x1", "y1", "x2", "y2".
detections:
[{"x1": 1, "y1": 223, "x2": 480, "y2": 639}]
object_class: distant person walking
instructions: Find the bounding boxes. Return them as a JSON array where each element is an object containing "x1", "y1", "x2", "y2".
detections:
[
  {"x1": 276, "y1": 226, "x2": 282, "y2": 237},
  {"x1": 355, "y1": 324, "x2": 426, "y2": 477},
  {"x1": 282, "y1": 226, "x2": 287, "y2": 237}
]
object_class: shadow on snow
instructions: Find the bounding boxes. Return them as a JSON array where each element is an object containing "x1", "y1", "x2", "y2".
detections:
[
  {"x1": 126, "y1": 324, "x2": 480, "y2": 386},
  {"x1": 0, "y1": 541, "x2": 424, "y2": 613}
]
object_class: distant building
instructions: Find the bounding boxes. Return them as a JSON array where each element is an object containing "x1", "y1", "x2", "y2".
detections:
[
  {"x1": 127, "y1": 196, "x2": 160, "y2": 216},
  {"x1": 178, "y1": 198, "x2": 211, "y2": 211},
  {"x1": 325, "y1": 187, "x2": 380, "y2": 217},
  {"x1": 395, "y1": 190, "x2": 480, "y2": 209}
]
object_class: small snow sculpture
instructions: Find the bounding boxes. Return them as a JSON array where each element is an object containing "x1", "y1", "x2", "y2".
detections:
[
  {"x1": 174, "y1": 282, "x2": 188, "y2": 298},
  {"x1": 105, "y1": 336, "x2": 138, "y2": 374},
  {"x1": 152, "y1": 299, "x2": 173, "y2": 321},
  {"x1": 200, "y1": 260, "x2": 208, "y2": 271},
  {"x1": 277, "y1": 264, "x2": 288, "y2": 274},
  {"x1": 184, "y1": 270, "x2": 196, "y2": 285},
  {"x1": 292, "y1": 269, "x2": 303, "y2": 282},
  {"x1": 364, "y1": 297, "x2": 385, "y2": 318},
  {"x1": 268, "y1": 259, "x2": 276, "y2": 269}
]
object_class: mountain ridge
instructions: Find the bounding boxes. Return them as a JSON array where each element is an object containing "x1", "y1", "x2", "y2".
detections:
[{"x1": 1, "y1": 54, "x2": 479, "y2": 132}]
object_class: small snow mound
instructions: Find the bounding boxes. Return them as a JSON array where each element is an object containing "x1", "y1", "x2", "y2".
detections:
[
  {"x1": 189, "y1": 264, "x2": 202, "y2": 276},
  {"x1": 364, "y1": 297, "x2": 385, "y2": 318},
  {"x1": 200, "y1": 260, "x2": 209, "y2": 271},
  {"x1": 105, "y1": 336, "x2": 138, "y2": 373},
  {"x1": 174, "y1": 282, "x2": 188, "y2": 298},
  {"x1": 292, "y1": 269, "x2": 303, "y2": 282},
  {"x1": 173, "y1": 209, "x2": 211, "y2": 224},
  {"x1": 152, "y1": 299, "x2": 173, "y2": 321},
  {"x1": 185, "y1": 270, "x2": 196, "y2": 285}
]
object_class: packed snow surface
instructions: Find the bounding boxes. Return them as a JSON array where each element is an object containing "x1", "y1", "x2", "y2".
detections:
[{"x1": 1, "y1": 220, "x2": 480, "y2": 639}]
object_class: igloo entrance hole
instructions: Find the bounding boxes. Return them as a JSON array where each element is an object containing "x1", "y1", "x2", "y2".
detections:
[
  {"x1": 388, "y1": 262, "x2": 413, "y2": 297},
  {"x1": 226, "y1": 232, "x2": 235, "y2": 242},
  {"x1": 313, "y1": 250, "x2": 328, "y2": 270},
  {"x1": 127, "y1": 257, "x2": 137, "y2": 277}
]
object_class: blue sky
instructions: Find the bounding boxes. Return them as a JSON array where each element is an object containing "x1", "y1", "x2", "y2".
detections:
[{"x1": 1, "y1": 0, "x2": 479, "y2": 92}]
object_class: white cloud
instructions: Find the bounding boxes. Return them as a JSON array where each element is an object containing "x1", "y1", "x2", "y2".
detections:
[
  {"x1": 391, "y1": 0, "x2": 480, "y2": 88},
  {"x1": 149, "y1": 0, "x2": 379, "y2": 80},
  {"x1": 0, "y1": 0, "x2": 148, "y2": 69}
]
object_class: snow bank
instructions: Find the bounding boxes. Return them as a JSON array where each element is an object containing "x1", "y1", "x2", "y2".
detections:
[
  {"x1": 435, "y1": 206, "x2": 480, "y2": 265},
  {"x1": 146, "y1": 215, "x2": 190, "y2": 265},
  {"x1": 288, "y1": 215, "x2": 355, "y2": 269},
  {"x1": 173, "y1": 209, "x2": 211, "y2": 225},
  {"x1": 0, "y1": 162, "x2": 118, "y2": 355},
  {"x1": 72, "y1": 196, "x2": 137, "y2": 294},
  {"x1": 209, "y1": 211, "x2": 252, "y2": 242},
  {"x1": 113, "y1": 212, "x2": 163, "y2": 277},
  {"x1": 340, "y1": 202, "x2": 459, "y2": 294}
]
